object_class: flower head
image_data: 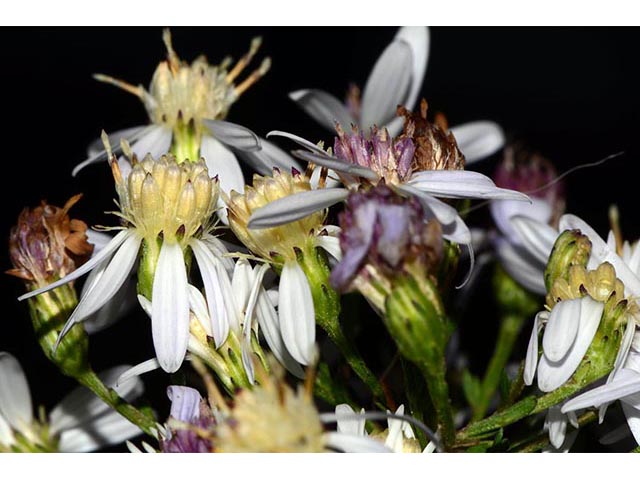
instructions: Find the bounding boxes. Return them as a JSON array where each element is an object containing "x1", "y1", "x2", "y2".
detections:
[
  {"x1": 228, "y1": 168, "x2": 327, "y2": 264},
  {"x1": 331, "y1": 184, "x2": 443, "y2": 292},
  {"x1": 112, "y1": 152, "x2": 219, "y2": 245},
  {"x1": 7, "y1": 195, "x2": 93, "y2": 288}
]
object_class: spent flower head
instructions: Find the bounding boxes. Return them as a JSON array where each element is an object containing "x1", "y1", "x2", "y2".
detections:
[{"x1": 7, "y1": 195, "x2": 93, "y2": 288}]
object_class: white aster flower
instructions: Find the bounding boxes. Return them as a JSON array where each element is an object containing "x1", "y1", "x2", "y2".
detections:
[
  {"x1": 0, "y1": 352, "x2": 143, "y2": 452},
  {"x1": 227, "y1": 168, "x2": 341, "y2": 366},
  {"x1": 247, "y1": 128, "x2": 528, "y2": 280},
  {"x1": 290, "y1": 26, "x2": 504, "y2": 163},
  {"x1": 19, "y1": 153, "x2": 232, "y2": 373},
  {"x1": 75, "y1": 29, "x2": 299, "y2": 204}
]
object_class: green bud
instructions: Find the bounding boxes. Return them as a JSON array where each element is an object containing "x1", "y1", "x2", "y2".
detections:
[{"x1": 544, "y1": 229, "x2": 591, "y2": 291}]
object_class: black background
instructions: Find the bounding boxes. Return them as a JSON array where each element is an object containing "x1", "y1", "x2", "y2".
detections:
[{"x1": 2, "y1": 27, "x2": 640, "y2": 451}]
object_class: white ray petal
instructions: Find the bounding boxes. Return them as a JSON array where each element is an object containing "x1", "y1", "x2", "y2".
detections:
[
  {"x1": 0, "y1": 353, "x2": 33, "y2": 433},
  {"x1": 385, "y1": 405, "x2": 408, "y2": 452},
  {"x1": 450, "y1": 121, "x2": 505, "y2": 164},
  {"x1": 609, "y1": 315, "x2": 637, "y2": 383},
  {"x1": 73, "y1": 125, "x2": 152, "y2": 176},
  {"x1": 546, "y1": 406, "x2": 567, "y2": 449},
  {"x1": 255, "y1": 285, "x2": 305, "y2": 378},
  {"x1": 190, "y1": 239, "x2": 230, "y2": 346},
  {"x1": 83, "y1": 273, "x2": 136, "y2": 335},
  {"x1": 537, "y1": 296, "x2": 604, "y2": 392},
  {"x1": 407, "y1": 170, "x2": 529, "y2": 201},
  {"x1": 396, "y1": 184, "x2": 458, "y2": 226},
  {"x1": 58, "y1": 412, "x2": 142, "y2": 453},
  {"x1": 57, "y1": 233, "x2": 142, "y2": 341},
  {"x1": 524, "y1": 311, "x2": 547, "y2": 385},
  {"x1": 293, "y1": 150, "x2": 379, "y2": 180},
  {"x1": 289, "y1": 89, "x2": 355, "y2": 131},
  {"x1": 279, "y1": 261, "x2": 316, "y2": 365},
  {"x1": 562, "y1": 369, "x2": 640, "y2": 412},
  {"x1": 203, "y1": 119, "x2": 261, "y2": 151},
  {"x1": 236, "y1": 137, "x2": 303, "y2": 176},
  {"x1": 50, "y1": 365, "x2": 143, "y2": 434},
  {"x1": 394, "y1": 26, "x2": 430, "y2": 117},
  {"x1": 361, "y1": 36, "x2": 413, "y2": 129},
  {"x1": 510, "y1": 215, "x2": 559, "y2": 265},
  {"x1": 491, "y1": 198, "x2": 553, "y2": 245},
  {"x1": 240, "y1": 264, "x2": 269, "y2": 384},
  {"x1": 335, "y1": 404, "x2": 366, "y2": 437},
  {"x1": 622, "y1": 403, "x2": 640, "y2": 446},
  {"x1": 542, "y1": 298, "x2": 581, "y2": 362},
  {"x1": 201, "y1": 135, "x2": 245, "y2": 196},
  {"x1": 248, "y1": 188, "x2": 349, "y2": 229},
  {"x1": 167, "y1": 386, "x2": 202, "y2": 421},
  {"x1": 315, "y1": 235, "x2": 342, "y2": 261},
  {"x1": 559, "y1": 214, "x2": 640, "y2": 297},
  {"x1": 266, "y1": 130, "x2": 328, "y2": 156},
  {"x1": 199, "y1": 234, "x2": 236, "y2": 275},
  {"x1": 18, "y1": 230, "x2": 132, "y2": 302},
  {"x1": 323, "y1": 432, "x2": 393, "y2": 453},
  {"x1": 494, "y1": 239, "x2": 546, "y2": 295},
  {"x1": 129, "y1": 125, "x2": 173, "y2": 164},
  {"x1": 115, "y1": 357, "x2": 161, "y2": 388},
  {"x1": 188, "y1": 286, "x2": 212, "y2": 337},
  {"x1": 0, "y1": 411, "x2": 14, "y2": 446},
  {"x1": 231, "y1": 258, "x2": 254, "y2": 312},
  {"x1": 152, "y1": 242, "x2": 190, "y2": 373},
  {"x1": 86, "y1": 230, "x2": 114, "y2": 255}
]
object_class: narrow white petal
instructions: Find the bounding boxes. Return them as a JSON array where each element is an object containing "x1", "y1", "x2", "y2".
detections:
[
  {"x1": 622, "y1": 403, "x2": 640, "y2": 446},
  {"x1": 335, "y1": 404, "x2": 366, "y2": 437},
  {"x1": 408, "y1": 170, "x2": 529, "y2": 202},
  {"x1": 524, "y1": 311, "x2": 546, "y2": 385},
  {"x1": 190, "y1": 239, "x2": 230, "y2": 347},
  {"x1": 289, "y1": 89, "x2": 354, "y2": 131},
  {"x1": 324, "y1": 432, "x2": 393, "y2": 453},
  {"x1": 188, "y1": 285, "x2": 213, "y2": 337},
  {"x1": 255, "y1": 286, "x2": 305, "y2": 378},
  {"x1": 231, "y1": 258, "x2": 254, "y2": 312},
  {"x1": 510, "y1": 215, "x2": 559, "y2": 265},
  {"x1": 315, "y1": 235, "x2": 342, "y2": 261},
  {"x1": 129, "y1": 125, "x2": 173, "y2": 164},
  {"x1": 559, "y1": 214, "x2": 640, "y2": 297},
  {"x1": 494, "y1": 239, "x2": 546, "y2": 295},
  {"x1": 542, "y1": 298, "x2": 581, "y2": 362},
  {"x1": 167, "y1": 386, "x2": 202, "y2": 421},
  {"x1": 57, "y1": 233, "x2": 142, "y2": 340},
  {"x1": 240, "y1": 264, "x2": 269, "y2": 384},
  {"x1": 279, "y1": 261, "x2": 316, "y2": 365},
  {"x1": 385, "y1": 405, "x2": 407, "y2": 452},
  {"x1": 266, "y1": 130, "x2": 328, "y2": 156},
  {"x1": 450, "y1": 121, "x2": 505, "y2": 164},
  {"x1": 394, "y1": 26, "x2": 429, "y2": 118},
  {"x1": 18, "y1": 230, "x2": 132, "y2": 302},
  {"x1": 563, "y1": 370, "x2": 640, "y2": 412},
  {"x1": 294, "y1": 150, "x2": 379, "y2": 180},
  {"x1": 396, "y1": 184, "x2": 458, "y2": 225},
  {"x1": 86, "y1": 230, "x2": 114, "y2": 255},
  {"x1": 538, "y1": 296, "x2": 604, "y2": 392},
  {"x1": 58, "y1": 412, "x2": 142, "y2": 452},
  {"x1": 609, "y1": 315, "x2": 637, "y2": 383},
  {"x1": 201, "y1": 135, "x2": 246, "y2": 195},
  {"x1": 361, "y1": 36, "x2": 413, "y2": 128},
  {"x1": 203, "y1": 119, "x2": 261, "y2": 151},
  {"x1": 546, "y1": 406, "x2": 567, "y2": 449},
  {"x1": 152, "y1": 242, "x2": 190, "y2": 373},
  {"x1": 83, "y1": 273, "x2": 136, "y2": 335},
  {"x1": 0, "y1": 412, "x2": 14, "y2": 446},
  {"x1": 199, "y1": 234, "x2": 236, "y2": 274},
  {"x1": 115, "y1": 359, "x2": 161, "y2": 389},
  {"x1": 491, "y1": 199, "x2": 552, "y2": 245},
  {"x1": 236, "y1": 137, "x2": 303, "y2": 176},
  {"x1": 248, "y1": 188, "x2": 349, "y2": 229},
  {"x1": 73, "y1": 125, "x2": 152, "y2": 176},
  {"x1": 50, "y1": 365, "x2": 143, "y2": 434},
  {"x1": 0, "y1": 353, "x2": 33, "y2": 432}
]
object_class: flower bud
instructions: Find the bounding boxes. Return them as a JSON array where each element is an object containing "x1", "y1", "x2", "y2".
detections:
[{"x1": 544, "y1": 229, "x2": 592, "y2": 292}]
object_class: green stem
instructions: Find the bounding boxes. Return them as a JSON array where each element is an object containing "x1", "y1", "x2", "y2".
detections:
[
  {"x1": 472, "y1": 314, "x2": 526, "y2": 421},
  {"x1": 418, "y1": 359, "x2": 456, "y2": 448},
  {"x1": 77, "y1": 371, "x2": 157, "y2": 436},
  {"x1": 299, "y1": 247, "x2": 386, "y2": 405}
]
